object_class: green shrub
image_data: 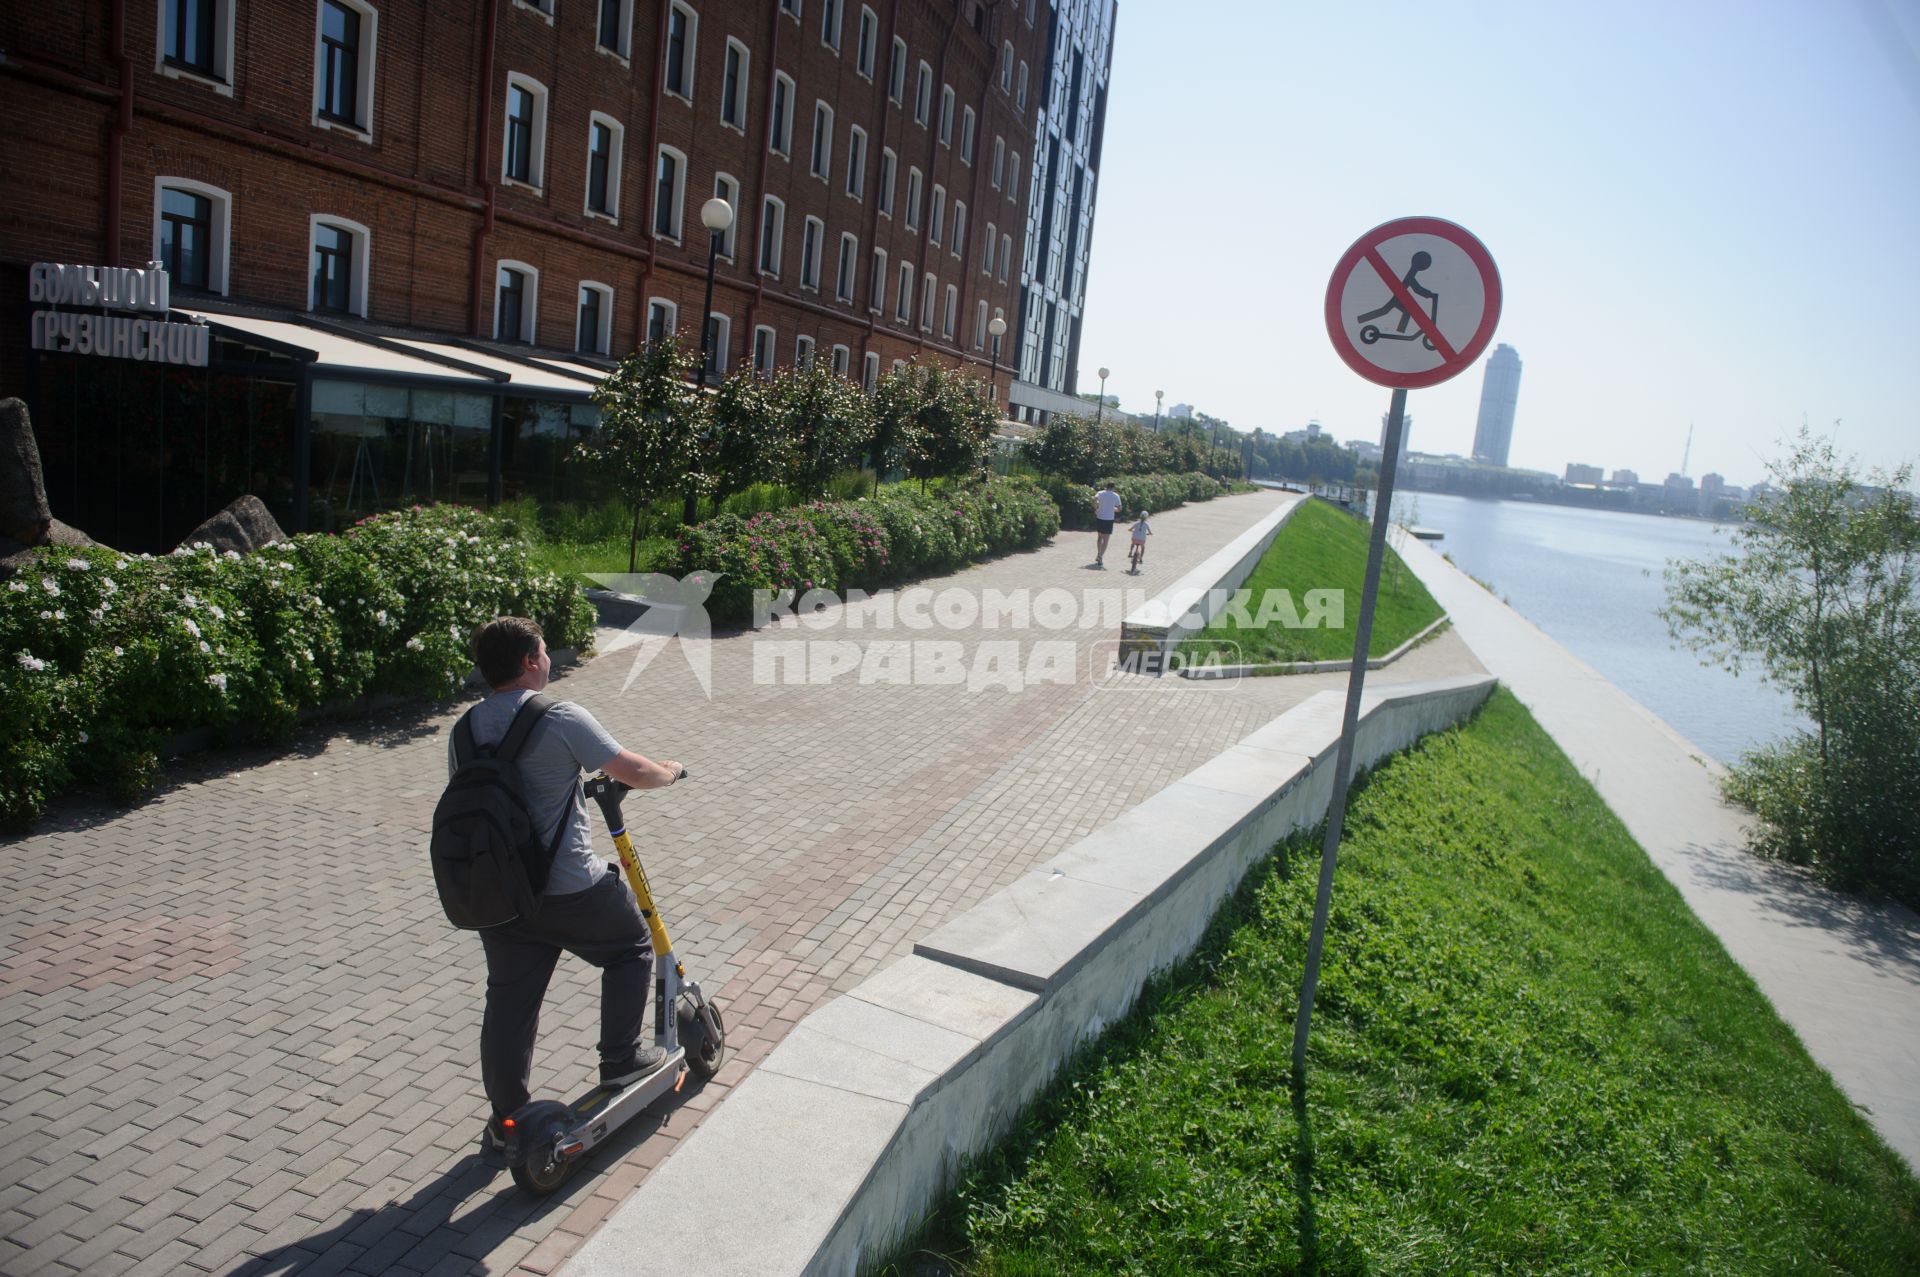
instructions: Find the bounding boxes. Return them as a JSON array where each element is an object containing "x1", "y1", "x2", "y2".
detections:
[
  {"x1": 0, "y1": 504, "x2": 595, "y2": 829},
  {"x1": 1042, "y1": 471, "x2": 1229, "y2": 530}
]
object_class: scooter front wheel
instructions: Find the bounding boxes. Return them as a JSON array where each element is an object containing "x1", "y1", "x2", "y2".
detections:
[{"x1": 1359, "y1": 325, "x2": 1381, "y2": 345}]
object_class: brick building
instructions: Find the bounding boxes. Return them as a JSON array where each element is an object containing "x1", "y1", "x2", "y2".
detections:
[{"x1": 0, "y1": 0, "x2": 1058, "y2": 550}]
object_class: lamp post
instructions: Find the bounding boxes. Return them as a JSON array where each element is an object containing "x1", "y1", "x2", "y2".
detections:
[
  {"x1": 987, "y1": 310, "x2": 1007, "y2": 409},
  {"x1": 1153, "y1": 389, "x2": 1163, "y2": 433},
  {"x1": 694, "y1": 197, "x2": 734, "y2": 388},
  {"x1": 686, "y1": 196, "x2": 734, "y2": 523},
  {"x1": 1095, "y1": 367, "x2": 1109, "y2": 426}
]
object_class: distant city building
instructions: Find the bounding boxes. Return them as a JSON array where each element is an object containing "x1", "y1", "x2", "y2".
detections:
[
  {"x1": 1565, "y1": 463, "x2": 1604, "y2": 485},
  {"x1": 1700, "y1": 472, "x2": 1727, "y2": 498},
  {"x1": 1665, "y1": 473, "x2": 1695, "y2": 490},
  {"x1": 1282, "y1": 420, "x2": 1326, "y2": 445},
  {"x1": 1016, "y1": 0, "x2": 1116, "y2": 405},
  {"x1": 1610, "y1": 468, "x2": 1640, "y2": 486},
  {"x1": 1471, "y1": 343, "x2": 1523, "y2": 467},
  {"x1": 1346, "y1": 439, "x2": 1382, "y2": 462},
  {"x1": 1169, "y1": 402, "x2": 1196, "y2": 420},
  {"x1": 1379, "y1": 410, "x2": 1412, "y2": 451}
]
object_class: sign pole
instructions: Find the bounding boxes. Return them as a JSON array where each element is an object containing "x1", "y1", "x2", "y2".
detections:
[{"x1": 1291, "y1": 384, "x2": 1408, "y2": 1080}]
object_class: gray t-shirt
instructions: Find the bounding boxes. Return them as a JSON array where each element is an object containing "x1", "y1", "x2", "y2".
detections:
[{"x1": 446, "y1": 690, "x2": 623, "y2": 896}]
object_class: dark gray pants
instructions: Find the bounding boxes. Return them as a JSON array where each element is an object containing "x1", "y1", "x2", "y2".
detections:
[{"x1": 478, "y1": 865, "x2": 652, "y2": 1117}]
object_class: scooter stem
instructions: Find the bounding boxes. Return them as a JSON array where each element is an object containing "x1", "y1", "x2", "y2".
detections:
[{"x1": 583, "y1": 775, "x2": 679, "y2": 965}]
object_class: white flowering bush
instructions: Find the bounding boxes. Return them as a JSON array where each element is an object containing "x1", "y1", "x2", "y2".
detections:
[{"x1": 0, "y1": 504, "x2": 595, "y2": 829}]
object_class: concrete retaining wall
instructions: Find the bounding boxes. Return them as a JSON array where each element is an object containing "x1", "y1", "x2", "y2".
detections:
[
  {"x1": 1116, "y1": 495, "x2": 1302, "y2": 671},
  {"x1": 560, "y1": 673, "x2": 1496, "y2": 1277}
]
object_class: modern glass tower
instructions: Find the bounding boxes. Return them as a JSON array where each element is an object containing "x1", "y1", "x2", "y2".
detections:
[
  {"x1": 1472, "y1": 343, "x2": 1522, "y2": 467},
  {"x1": 1015, "y1": 0, "x2": 1115, "y2": 402}
]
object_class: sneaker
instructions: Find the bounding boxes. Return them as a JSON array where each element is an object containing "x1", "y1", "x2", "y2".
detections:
[
  {"x1": 600, "y1": 1045, "x2": 670, "y2": 1088},
  {"x1": 479, "y1": 1114, "x2": 509, "y2": 1168}
]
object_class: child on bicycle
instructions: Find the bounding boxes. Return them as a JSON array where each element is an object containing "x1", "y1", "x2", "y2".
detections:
[{"x1": 1127, "y1": 511, "x2": 1152, "y2": 573}]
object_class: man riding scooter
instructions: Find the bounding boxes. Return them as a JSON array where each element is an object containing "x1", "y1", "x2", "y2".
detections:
[{"x1": 448, "y1": 617, "x2": 687, "y2": 1161}]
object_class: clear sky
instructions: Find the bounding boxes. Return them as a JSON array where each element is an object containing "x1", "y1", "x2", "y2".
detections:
[{"x1": 1074, "y1": 0, "x2": 1920, "y2": 489}]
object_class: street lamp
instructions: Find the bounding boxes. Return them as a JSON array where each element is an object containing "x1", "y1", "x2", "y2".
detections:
[
  {"x1": 987, "y1": 310, "x2": 1007, "y2": 409},
  {"x1": 1096, "y1": 366, "x2": 1110, "y2": 426},
  {"x1": 693, "y1": 197, "x2": 734, "y2": 388},
  {"x1": 1153, "y1": 389, "x2": 1163, "y2": 433}
]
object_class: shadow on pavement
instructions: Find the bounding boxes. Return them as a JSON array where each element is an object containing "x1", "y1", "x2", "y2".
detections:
[
  {"x1": 1681, "y1": 840, "x2": 1920, "y2": 982},
  {"x1": 220, "y1": 1073, "x2": 707, "y2": 1277}
]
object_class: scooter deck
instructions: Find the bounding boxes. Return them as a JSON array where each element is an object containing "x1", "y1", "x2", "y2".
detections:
[{"x1": 557, "y1": 1047, "x2": 686, "y2": 1160}]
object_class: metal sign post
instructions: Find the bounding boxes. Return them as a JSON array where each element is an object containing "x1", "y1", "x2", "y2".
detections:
[{"x1": 1293, "y1": 217, "x2": 1502, "y2": 1079}]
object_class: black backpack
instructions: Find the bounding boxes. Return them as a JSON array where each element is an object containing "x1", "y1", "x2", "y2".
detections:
[{"x1": 431, "y1": 694, "x2": 573, "y2": 930}]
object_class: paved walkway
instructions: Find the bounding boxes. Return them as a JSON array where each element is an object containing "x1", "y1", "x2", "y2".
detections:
[
  {"x1": 1397, "y1": 536, "x2": 1920, "y2": 1173},
  {"x1": 0, "y1": 491, "x2": 1483, "y2": 1277}
]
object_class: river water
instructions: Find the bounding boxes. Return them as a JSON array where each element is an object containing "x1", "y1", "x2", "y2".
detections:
[{"x1": 1397, "y1": 492, "x2": 1804, "y2": 765}]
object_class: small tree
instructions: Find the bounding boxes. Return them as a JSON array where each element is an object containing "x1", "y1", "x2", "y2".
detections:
[
  {"x1": 705, "y1": 366, "x2": 783, "y2": 508},
  {"x1": 770, "y1": 361, "x2": 874, "y2": 498},
  {"x1": 1663, "y1": 428, "x2": 1920, "y2": 905},
  {"x1": 580, "y1": 341, "x2": 710, "y2": 571},
  {"x1": 901, "y1": 361, "x2": 998, "y2": 489}
]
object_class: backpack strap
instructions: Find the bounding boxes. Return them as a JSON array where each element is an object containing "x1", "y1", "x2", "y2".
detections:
[
  {"x1": 451, "y1": 707, "x2": 480, "y2": 767},
  {"x1": 495, "y1": 693, "x2": 556, "y2": 763}
]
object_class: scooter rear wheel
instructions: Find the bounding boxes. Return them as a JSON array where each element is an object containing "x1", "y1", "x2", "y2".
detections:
[{"x1": 511, "y1": 1116, "x2": 577, "y2": 1196}]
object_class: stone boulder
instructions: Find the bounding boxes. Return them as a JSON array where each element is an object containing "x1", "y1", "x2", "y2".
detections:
[
  {"x1": 0, "y1": 397, "x2": 52, "y2": 547},
  {"x1": 180, "y1": 495, "x2": 286, "y2": 555}
]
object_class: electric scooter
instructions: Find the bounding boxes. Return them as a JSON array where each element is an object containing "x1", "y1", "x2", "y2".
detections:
[{"x1": 498, "y1": 769, "x2": 727, "y2": 1196}]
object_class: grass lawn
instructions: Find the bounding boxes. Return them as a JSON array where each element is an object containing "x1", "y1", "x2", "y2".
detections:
[
  {"x1": 884, "y1": 689, "x2": 1920, "y2": 1275},
  {"x1": 1181, "y1": 498, "x2": 1443, "y2": 666}
]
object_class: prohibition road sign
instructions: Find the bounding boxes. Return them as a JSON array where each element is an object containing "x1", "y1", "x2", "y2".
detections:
[{"x1": 1324, "y1": 216, "x2": 1502, "y2": 389}]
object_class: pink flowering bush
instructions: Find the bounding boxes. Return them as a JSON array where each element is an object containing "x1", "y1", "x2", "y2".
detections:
[{"x1": 0, "y1": 504, "x2": 596, "y2": 829}]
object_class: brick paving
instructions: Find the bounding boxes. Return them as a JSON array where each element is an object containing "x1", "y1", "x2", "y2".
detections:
[{"x1": 0, "y1": 490, "x2": 1482, "y2": 1275}]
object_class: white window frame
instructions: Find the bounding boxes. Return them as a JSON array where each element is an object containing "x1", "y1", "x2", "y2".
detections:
[
  {"x1": 905, "y1": 166, "x2": 922, "y2": 232},
  {"x1": 712, "y1": 172, "x2": 740, "y2": 260},
  {"x1": 151, "y1": 176, "x2": 233, "y2": 296},
  {"x1": 938, "y1": 84, "x2": 954, "y2": 145},
  {"x1": 795, "y1": 334, "x2": 815, "y2": 370},
  {"x1": 819, "y1": 0, "x2": 842, "y2": 52},
  {"x1": 930, "y1": 183, "x2": 945, "y2": 245},
  {"x1": 312, "y1": 0, "x2": 378, "y2": 140},
  {"x1": 306, "y1": 214, "x2": 370, "y2": 316},
  {"x1": 647, "y1": 297, "x2": 678, "y2": 346},
  {"x1": 577, "y1": 281, "x2": 614, "y2": 355},
  {"x1": 155, "y1": 0, "x2": 237, "y2": 94},
  {"x1": 584, "y1": 111, "x2": 625, "y2": 222},
  {"x1": 596, "y1": 0, "x2": 635, "y2": 62},
  {"x1": 653, "y1": 143, "x2": 688, "y2": 242},
  {"x1": 984, "y1": 221, "x2": 997, "y2": 275},
  {"x1": 914, "y1": 60, "x2": 932, "y2": 125},
  {"x1": 502, "y1": 72, "x2": 549, "y2": 191},
  {"x1": 974, "y1": 299, "x2": 988, "y2": 349},
  {"x1": 514, "y1": 0, "x2": 555, "y2": 20},
  {"x1": 863, "y1": 350, "x2": 880, "y2": 389},
  {"x1": 810, "y1": 100, "x2": 834, "y2": 180},
  {"x1": 494, "y1": 259, "x2": 539, "y2": 343},
  {"x1": 753, "y1": 324, "x2": 777, "y2": 375},
  {"x1": 846, "y1": 124, "x2": 867, "y2": 199},
  {"x1": 1016, "y1": 60, "x2": 1028, "y2": 111},
  {"x1": 720, "y1": 37, "x2": 750, "y2": 133},
  {"x1": 869, "y1": 246, "x2": 887, "y2": 313},
  {"x1": 920, "y1": 271, "x2": 936, "y2": 331},
  {"x1": 942, "y1": 285, "x2": 957, "y2": 340},
  {"x1": 779, "y1": 0, "x2": 801, "y2": 17},
  {"x1": 831, "y1": 343, "x2": 850, "y2": 376},
  {"x1": 835, "y1": 231, "x2": 858, "y2": 302},
  {"x1": 999, "y1": 232, "x2": 1012, "y2": 283},
  {"x1": 951, "y1": 201, "x2": 966, "y2": 259},
  {"x1": 663, "y1": 1, "x2": 698, "y2": 105},
  {"x1": 856, "y1": 7, "x2": 877, "y2": 79},
  {"x1": 769, "y1": 71, "x2": 795, "y2": 157},
  {"x1": 960, "y1": 107, "x2": 975, "y2": 163},
  {"x1": 800, "y1": 215, "x2": 824, "y2": 291},
  {"x1": 895, "y1": 261, "x2": 913, "y2": 323},
  {"x1": 759, "y1": 195, "x2": 786, "y2": 276},
  {"x1": 705, "y1": 311, "x2": 731, "y2": 374},
  {"x1": 1000, "y1": 41, "x2": 1013, "y2": 92},
  {"x1": 892, "y1": 357, "x2": 907, "y2": 373},
  {"x1": 992, "y1": 136, "x2": 1005, "y2": 189},
  {"x1": 888, "y1": 36, "x2": 907, "y2": 104},
  {"x1": 1009, "y1": 151, "x2": 1020, "y2": 201},
  {"x1": 877, "y1": 147, "x2": 896, "y2": 217}
]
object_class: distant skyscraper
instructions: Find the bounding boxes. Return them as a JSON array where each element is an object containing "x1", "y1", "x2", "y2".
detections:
[
  {"x1": 1472, "y1": 343, "x2": 1522, "y2": 468},
  {"x1": 1380, "y1": 411, "x2": 1412, "y2": 453}
]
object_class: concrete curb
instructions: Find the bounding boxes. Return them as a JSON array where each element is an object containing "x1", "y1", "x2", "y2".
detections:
[
  {"x1": 1116, "y1": 494, "x2": 1304, "y2": 672},
  {"x1": 1177, "y1": 611, "x2": 1452, "y2": 679},
  {"x1": 559, "y1": 672, "x2": 1497, "y2": 1277}
]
